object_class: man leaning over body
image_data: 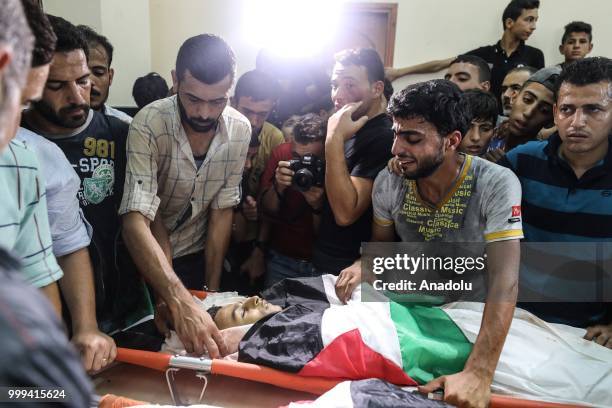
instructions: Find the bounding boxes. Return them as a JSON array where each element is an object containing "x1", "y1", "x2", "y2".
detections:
[
  {"x1": 336, "y1": 80, "x2": 523, "y2": 408},
  {"x1": 120, "y1": 34, "x2": 250, "y2": 357}
]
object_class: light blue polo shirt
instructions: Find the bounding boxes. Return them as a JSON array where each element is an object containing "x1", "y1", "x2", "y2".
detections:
[{"x1": 0, "y1": 139, "x2": 62, "y2": 287}]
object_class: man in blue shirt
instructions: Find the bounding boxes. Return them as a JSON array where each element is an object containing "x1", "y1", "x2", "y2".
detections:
[{"x1": 499, "y1": 57, "x2": 612, "y2": 348}]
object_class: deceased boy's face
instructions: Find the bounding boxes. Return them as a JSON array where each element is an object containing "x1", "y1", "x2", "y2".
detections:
[{"x1": 214, "y1": 296, "x2": 282, "y2": 329}]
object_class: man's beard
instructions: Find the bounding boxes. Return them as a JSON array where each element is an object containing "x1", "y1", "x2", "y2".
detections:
[
  {"x1": 502, "y1": 97, "x2": 512, "y2": 116},
  {"x1": 351, "y1": 98, "x2": 372, "y2": 121},
  {"x1": 90, "y1": 87, "x2": 107, "y2": 110},
  {"x1": 178, "y1": 95, "x2": 220, "y2": 133},
  {"x1": 33, "y1": 99, "x2": 89, "y2": 129},
  {"x1": 401, "y1": 146, "x2": 445, "y2": 180}
]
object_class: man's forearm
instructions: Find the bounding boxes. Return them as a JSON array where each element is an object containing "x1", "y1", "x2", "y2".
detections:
[
  {"x1": 466, "y1": 240, "x2": 520, "y2": 379},
  {"x1": 122, "y1": 212, "x2": 189, "y2": 305},
  {"x1": 205, "y1": 207, "x2": 233, "y2": 290},
  {"x1": 464, "y1": 301, "x2": 514, "y2": 379},
  {"x1": 40, "y1": 281, "x2": 62, "y2": 317},
  {"x1": 325, "y1": 136, "x2": 359, "y2": 226},
  {"x1": 261, "y1": 186, "x2": 281, "y2": 215},
  {"x1": 57, "y1": 247, "x2": 98, "y2": 332},
  {"x1": 257, "y1": 216, "x2": 271, "y2": 243},
  {"x1": 151, "y1": 213, "x2": 172, "y2": 264},
  {"x1": 387, "y1": 57, "x2": 455, "y2": 81}
]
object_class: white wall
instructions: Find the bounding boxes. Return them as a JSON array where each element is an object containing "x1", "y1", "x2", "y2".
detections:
[
  {"x1": 44, "y1": 0, "x2": 151, "y2": 106},
  {"x1": 43, "y1": 0, "x2": 102, "y2": 31},
  {"x1": 149, "y1": 0, "x2": 612, "y2": 96},
  {"x1": 148, "y1": 0, "x2": 260, "y2": 93},
  {"x1": 44, "y1": 0, "x2": 612, "y2": 107},
  {"x1": 389, "y1": 0, "x2": 612, "y2": 91},
  {"x1": 100, "y1": 0, "x2": 151, "y2": 106}
]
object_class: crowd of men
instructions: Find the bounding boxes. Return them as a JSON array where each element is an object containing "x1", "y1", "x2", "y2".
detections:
[{"x1": 0, "y1": 0, "x2": 610, "y2": 407}]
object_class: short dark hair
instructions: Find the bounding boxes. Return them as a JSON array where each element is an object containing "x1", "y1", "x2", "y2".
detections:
[
  {"x1": 387, "y1": 80, "x2": 470, "y2": 137},
  {"x1": 561, "y1": 21, "x2": 592, "y2": 44},
  {"x1": 292, "y1": 113, "x2": 326, "y2": 145},
  {"x1": 234, "y1": 70, "x2": 281, "y2": 102},
  {"x1": 175, "y1": 34, "x2": 236, "y2": 85},
  {"x1": 46, "y1": 15, "x2": 88, "y2": 59},
  {"x1": 502, "y1": 0, "x2": 540, "y2": 30},
  {"x1": 0, "y1": 0, "x2": 34, "y2": 111},
  {"x1": 463, "y1": 89, "x2": 498, "y2": 125},
  {"x1": 21, "y1": 0, "x2": 56, "y2": 67},
  {"x1": 506, "y1": 65, "x2": 538, "y2": 78},
  {"x1": 77, "y1": 24, "x2": 113, "y2": 66},
  {"x1": 383, "y1": 78, "x2": 394, "y2": 102},
  {"x1": 452, "y1": 55, "x2": 492, "y2": 83},
  {"x1": 335, "y1": 48, "x2": 385, "y2": 83},
  {"x1": 132, "y1": 72, "x2": 169, "y2": 109},
  {"x1": 554, "y1": 57, "x2": 612, "y2": 100},
  {"x1": 207, "y1": 306, "x2": 221, "y2": 322}
]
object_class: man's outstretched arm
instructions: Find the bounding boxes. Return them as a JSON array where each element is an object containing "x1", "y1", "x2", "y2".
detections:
[
  {"x1": 205, "y1": 207, "x2": 233, "y2": 291},
  {"x1": 335, "y1": 220, "x2": 397, "y2": 303},
  {"x1": 420, "y1": 239, "x2": 519, "y2": 408},
  {"x1": 385, "y1": 57, "x2": 456, "y2": 81},
  {"x1": 122, "y1": 211, "x2": 226, "y2": 357},
  {"x1": 57, "y1": 248, "x2": 116, "y2": 373}
]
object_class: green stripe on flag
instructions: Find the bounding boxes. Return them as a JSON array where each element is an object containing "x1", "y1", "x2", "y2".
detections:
[{"x1": 390, "y1": 301, "x2": 472, "y2": 384}]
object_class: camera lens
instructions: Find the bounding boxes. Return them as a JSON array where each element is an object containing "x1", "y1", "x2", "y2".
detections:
[{"x1": 293, "y1": 169, "x2": 314, "y2": 191}]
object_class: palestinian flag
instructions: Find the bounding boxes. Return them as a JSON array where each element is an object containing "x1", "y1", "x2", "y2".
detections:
[
  {"x1": 238, "y1": 275, "x2": 472, "y2": 385},
  {"x1": 239, "y1": 275, "x2": 612, "y2": 406},
  {"x1": 287, "y1": 379, "x2": 452, "y2": 408}
]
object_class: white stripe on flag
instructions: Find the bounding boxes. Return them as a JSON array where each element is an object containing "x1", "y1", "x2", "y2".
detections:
[{"x1": 321, "y1": 299, "x2": 403, "y2": 369}]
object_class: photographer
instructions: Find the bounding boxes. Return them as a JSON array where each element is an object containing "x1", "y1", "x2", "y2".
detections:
[{"x1": 260, "y1": 114, "x2": 326, "y2": 287}]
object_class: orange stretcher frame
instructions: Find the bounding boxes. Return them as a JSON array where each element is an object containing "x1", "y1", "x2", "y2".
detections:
[
  {"x1": 113, "y1": 290, "x2": 582, "y2": 407},
  {"x1": 115, "y1": 348, "x2": 582, "y2": 408}
]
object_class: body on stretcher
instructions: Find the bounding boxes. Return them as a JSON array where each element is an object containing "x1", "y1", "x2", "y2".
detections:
[{"x1": 110, "y1": 283, "x2": 611, "y2": 407}]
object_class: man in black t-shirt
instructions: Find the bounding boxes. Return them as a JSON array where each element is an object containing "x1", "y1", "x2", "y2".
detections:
[
  {"x1": 465, "y1": 0, "x2": 544, "y2": 101},
  {"x1": 22, "y1": 16, "x2": 153, "y2": 336},
  {"x1": 313, "y1": 48, "x2": 393, "y2": 274}
]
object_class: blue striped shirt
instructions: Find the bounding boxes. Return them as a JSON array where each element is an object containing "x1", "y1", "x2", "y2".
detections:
[
  {"x1": 499, "y1": 133, "x2": 612, "y2": 327},
  {"x1": 500, "y1": 134, "x2": 612, "y2": 242}
]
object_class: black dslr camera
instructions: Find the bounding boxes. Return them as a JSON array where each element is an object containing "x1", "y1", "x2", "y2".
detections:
[{"x1": 288, "y1": 154, "x2": 325, "y2": 192}]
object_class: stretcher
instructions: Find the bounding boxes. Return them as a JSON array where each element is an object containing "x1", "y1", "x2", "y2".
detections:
[
  {"x1": 104, "y1": 290, "x2": 585, "y2": 407},
  {"x1": 111, "y1": 347, "x2": 582, "y2": 407},
  {"x1": 94, "y1": 359, "x2": 315, "y2": 407}
]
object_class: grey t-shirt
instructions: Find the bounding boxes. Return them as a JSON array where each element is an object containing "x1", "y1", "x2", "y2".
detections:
[
  {"x1": 16, "y1": 127, "x2": 92, "y2": 257},
  {"x1": 373, "y1": 154, "x2": 524, "y2": 243}
]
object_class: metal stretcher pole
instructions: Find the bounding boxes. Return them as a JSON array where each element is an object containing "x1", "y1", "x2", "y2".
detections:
[{"x1": 116, "y1": 348, "x2": 212, "y2": 405}]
